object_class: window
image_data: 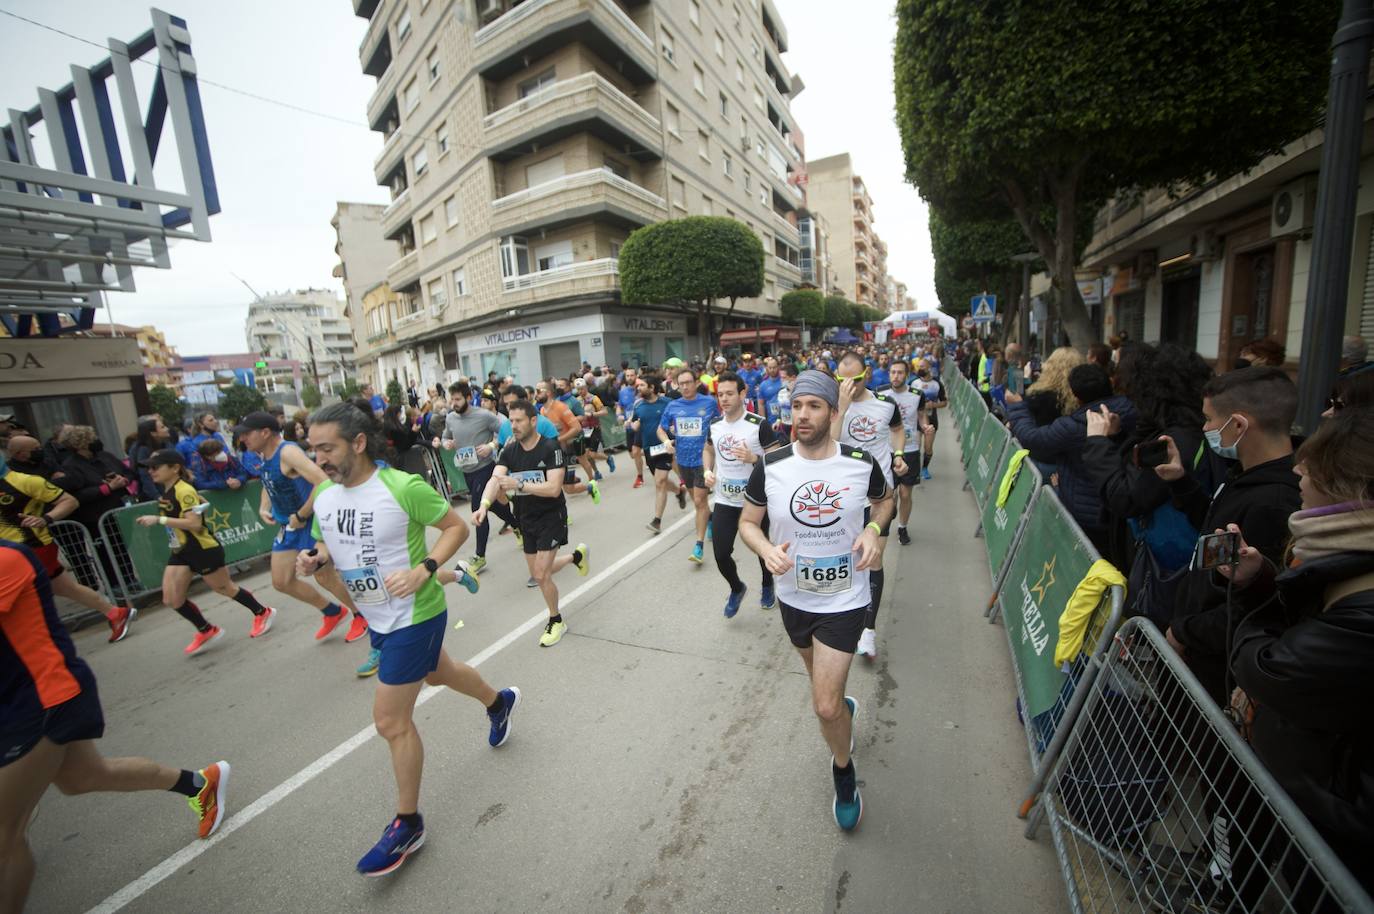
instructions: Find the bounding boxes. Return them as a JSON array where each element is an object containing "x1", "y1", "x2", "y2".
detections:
[
  {"x1": 518, "y1": 68, "x2": 556, "y2": 98},
  {"x1": 525, "y1": 154, "x2": 565, "y2": 188},
  {"x1": 759, "y1": 184, "x2": 768, "y2": 206},
  {"x1": 426, "y1": 47, "x2": 440, "y2": 84},
  {"x1": 722, "y1": 153, "x2": 733, "y2": 178},
  {"x1": 404, "y1": 78, "x2": 420, "y2": 114},
  {"x1": 428, "y1": 277, "x2": 446, "y2": 310},
  {"x1": 452, "y1": 267, "x2": 467, "y2": 296},
  {"x1": 702, "y1": 195, "x2": 714, "y2": 216},
  {"x1": 689, "y1": 0, "x2": 700, "y2": 27},
  {"x1": 420, "y1": 213, "x2": 436, "y2": 244},
  {"x1": 610, "y1": 239, "x2": 624, "y2": 259},
  {"x1": 697, "y1": 129, "x2": 710, "y2": 161},
  {"x1": 743, "y1": 169, "x2": 751, "y2": 192},
  {"x1": 719, "y1": 91, "x2": 728, "y2": 119},
  {"x1": 750, "y1": 37, "x2": 759, "y2": 59},
  {"x1": 736, "y1": 59, "x2": 744, "y2": 84},
  {"x1": 437, "y1": 121, "x2": 450, "y2": 155},
  {"x1": 396, "y1": 6, "x2": 412, "y2": 45},
  {"x1": 665, "y1": 102, "x2": 681, "y2": 137},
  {"x1": 693, "y1": 64, "x2": 705, "y2": 96},
  {"x1": 500, "y1": 235, "x2": 530, "y2": 279},
  {"x1": 756, "y1": 137, "x2": 765, "y2": 160},
  {"x1": 481, "y1": 349, "x2": 516, "y2": 378},
  {"x1": 412, "y1": 145, "x2": 429, "y2": 177},
  {"x1": 444, "y1": 194, "x2": 459, "y2": 228},
  {"x1": 753, "y1": 85, "x2": 764, "y2": 111},
  {"x1": 671, "y1": 176, "x2": 687, "y2": 210},
  {"x1": 714, "y1": 31, "x2": 725, "y2": 59},
  {"x1": 660, "y1": 28, "x2": 676, "y2": 65},
  {"x1": 534, "y1": 240, "x2": 573, "y2": 272}
]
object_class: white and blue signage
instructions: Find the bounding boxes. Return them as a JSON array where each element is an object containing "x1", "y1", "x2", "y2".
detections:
[{"x1": 970, "y1": 294, "x2": 997, "y2": 324}]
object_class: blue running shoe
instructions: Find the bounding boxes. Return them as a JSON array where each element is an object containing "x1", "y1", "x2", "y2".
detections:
[
  {"x1": 724, "y1": 586, "x2": 746, "y2": 619},
  {"x1": 357, "y1": 815, "x2": 425, "y2": 876},
  {"x1": 706, "y1": 520, "x2": 712, "y2": 540},
  {"x1": 487, "y1": 686, "x2": 521, "y2": 748},
  {"x1": 832, "y1": 760, "x2": 862, "y2": 832},
  {"x1": 594, "y1": 471, "x2": 604, "y2": 481},
  {"x1": 356, "y1": 647, "x2": 381, "y2": 678},
  {"x1": 607, "y1": 453, "x2": 616, "y2": 473},
  {"x1": 844, "y1": 695, "x2": 859, "y2": 753},
  {"x1": 921, "y1": 467, "x2": 932, "y2": 480},
  {"x1": 689, "y1": 542, "x2": 704, "y2": 565},
  {"x1": 759, "y1": 584, "x2": 776, "y2": 610}
]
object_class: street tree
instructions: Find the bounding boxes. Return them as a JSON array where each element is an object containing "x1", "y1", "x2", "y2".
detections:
[
  {"x1": 619, "y1": 216, "x2": 765, "y2": 354},
  {"x1": 218, "y1": 384, "x2": 267, "y2": 423},
  {"x1": 385, "y1": 378, "x2": 404, "y2": 408},
  {"x1": 895, "y1": 0, "x2": 1337, "y2": 349},
  {"x1": 148, "y1": 384, "x2": 185, "y2": 429},
  {"x1": 301, "y1": 383, "x2": 323, "y2": 409},
  {"x1": 822, "y1": 295, "x2": 854, "y2": 330},
  {"x1": 779, "y1": 288, "x2": 825, "y2": 326}
]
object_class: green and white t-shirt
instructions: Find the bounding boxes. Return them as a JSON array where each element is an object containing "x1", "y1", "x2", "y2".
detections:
[{"x1": 311, "y1": 468, "x2": 450, "y2": 634}]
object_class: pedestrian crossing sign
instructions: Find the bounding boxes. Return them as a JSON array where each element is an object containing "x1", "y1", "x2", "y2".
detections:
[{"x1": 971, "y1": 294, "x2": 997, "y2": 324}]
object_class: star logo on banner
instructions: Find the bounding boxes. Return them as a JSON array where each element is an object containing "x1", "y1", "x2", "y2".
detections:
[
  {"x1": 1030, "y1": 556, "x2": 1057, "y2": 603},
  {"x1": 205, "y1": 508, "x2": 232, "y2": 533}
]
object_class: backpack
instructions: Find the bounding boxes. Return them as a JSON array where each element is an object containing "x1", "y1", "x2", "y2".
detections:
[{"x1": 1125, "y1": 441, "x2": 1210, "y2": 627}]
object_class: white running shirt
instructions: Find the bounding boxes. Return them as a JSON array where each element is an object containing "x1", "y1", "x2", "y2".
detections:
[
  {"x1": 838, "y1": 391, "x2": 904, "y2": 486},
  {"x1": 744, "y1": 442, "x2": 888, "y2": 614},
  {"x1": 707, "y1": 411, "x2": 776, "y2": 507}
]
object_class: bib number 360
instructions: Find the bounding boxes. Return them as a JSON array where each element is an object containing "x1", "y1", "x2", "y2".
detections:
[
  {"x1": 796, "y1": 554, "x2": 852, "y2": 595},
  {"x1": 340, "y1": 566, "x2": 387, "y2": 604}
]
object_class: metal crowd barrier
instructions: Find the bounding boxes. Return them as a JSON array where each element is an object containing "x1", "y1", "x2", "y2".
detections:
[
  {"x1": 48, "y1": 519, "x2": 121, "y2": 623},
  {"x1": 1030, "y1": 618, "x2": 1374, "y2": 914}
]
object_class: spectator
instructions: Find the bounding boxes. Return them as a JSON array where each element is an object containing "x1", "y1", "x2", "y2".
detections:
[
  {"x1": 1022, "y1": 346, "x2": 1086, "y2": 429},
  {"x1": 1324, "y1": 368, "x2": 1374, "y2": 418},
  {"x1": 55, "y1": 425, "x2": 132, "y2": 533},
  {"x1": 1226, "y1": 406, "x2": 1374, "y2": 892},
  {"x1": 1002, "y1": 342, "x2": 1025, "y2": 397},
  {"x1": 1007, "y1": 364, "x2": 1137, "y2": 553},
  {"x1": 382, "y1": 403, "x2": 417, "y2": 458},
  {"x1": 127, "y1": 416, "x2": 171, "y2": 502},
  {"x1": 1338, "y1": 334, "x2": 1369, "y2": 376},
  {"x1": 5, "y1": 434, "x2": 62, "y2": 480},
  {"x1": 1087, "y1": 342, "x2": 1113, "y2": 375},
  {"x1": 42, "y1": 422, "x2": 71, "y2": 471},
  {"x1": 193, "y1": 438, "x2": 247, "y2": 491},
  {"x1": 1236, "y1": 337, "x2": 1285, "y2": 369},
  {"x1": 1157, "y1": 367, "x2": 1303, "y2": 706},
  {"x1": 362, "y1": 383, "x2": 386, "y2": 417}
]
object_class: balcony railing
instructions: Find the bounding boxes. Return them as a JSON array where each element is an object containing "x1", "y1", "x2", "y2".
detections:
[
  {"x1": 774, "y1": 256, "x2": 800, "y2": 273},
  {"x1": 474, "y1": 0, "x2": 652, "y2": 53},
  {"x1": 483, "y1": 70, "x2": 658, "y2": 135},
  {"x1": 771, "y1": 210, "x2": 799, "y2": 239},
  {"x1": 492, "y1": 167, "x2": 666, "y2": 211},
  {"x1": 502, "y1": 257, "x2": 618, "y2": 291},
  {"x1": 387, "y1": 249, "x2": 420, "y2": 290}
]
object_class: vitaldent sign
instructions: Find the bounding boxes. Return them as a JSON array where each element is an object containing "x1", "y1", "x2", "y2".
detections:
[{"x1": 618, "y1": 316, "x2": 678, "y2": 334}]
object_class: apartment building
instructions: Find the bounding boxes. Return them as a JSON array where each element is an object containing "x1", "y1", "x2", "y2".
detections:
[
  {"x1": 806, "y1": 153, "x2": 892, "y2": 309},
  {"x1": 245, "y1": 290, "x2": 357, "y2": 392},
  {"x1": 351, "y1": 0, "x2": 810, "y2": 381},
  {"x1": 332, "y1": 202, "x2": 422, "y2": 389}
]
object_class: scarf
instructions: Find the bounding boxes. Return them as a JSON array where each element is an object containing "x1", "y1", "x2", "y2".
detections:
[{"x1": 1288, "y1": 502, "x2": 1374, "y2": 563}]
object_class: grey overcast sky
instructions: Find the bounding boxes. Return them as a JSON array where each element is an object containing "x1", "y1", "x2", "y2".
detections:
[{"x1": 0, "y1": 0, "x2": 934, "y2": 355}]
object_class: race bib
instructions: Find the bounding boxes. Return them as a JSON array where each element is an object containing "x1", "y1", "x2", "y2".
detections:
[
  {"x1": 512, "y1": 469, "x2": 544, "y2": 495},
  {"x1": 796, "y1": 553, "x2": 853, "y2": 595},
  {"x1": 453, "y1": 446, "x2": 478, "y2": 469},
  {"x1": 165, "y1": 527, "x2": 180, "y2": 550},
  {"x1": 676, "y1": 416, "x2": 703, "y2": 437},
  {"x1": 718, "y1": 477, "x2": 749, "y2": 503},
  {"x1": 340, "y1": 565, "x2": 387, "y2": 605},
  {"x1": 582, "y1": 427, "x2": 594, "y2": 438},
  {"x1": 648, "y1": 443, "x2": 668, "y2": 458}
]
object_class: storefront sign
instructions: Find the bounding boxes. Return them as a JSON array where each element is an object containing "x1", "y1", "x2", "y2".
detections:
[
  {"x1": 1077, "y1": 278, "x2": 1103, "y2": 306},
  {"x1": 482, "y1": 326, "x2": 541, "y2": 345},
  {"x1": 0, "y1": 337, "x2": 142, "y2": 382},
  {"x1": 619, "y1": 316, "x2": 678, "y2": 334}
]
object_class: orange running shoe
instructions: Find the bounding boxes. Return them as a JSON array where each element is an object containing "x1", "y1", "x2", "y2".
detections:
[
  {"x1": 189, "y1": 761, "x2": 231, "y2": 839},
  {"x1": 344, "y1": 612, "x2": 369, "y2": 643},
  {"x1": 249, "y1": 606, "x2": 276, "y2": 639},
  {"x1": 184, "y1": 626, "x2": 223, "y2": 656},
  {"x1": 107, "y1": 606, "x2": 136, "y2": 643},
  {"x1": 314, "y1": 609, "x2": 349, "y2": 640}
]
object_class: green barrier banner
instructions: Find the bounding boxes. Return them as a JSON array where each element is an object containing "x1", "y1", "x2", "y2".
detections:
[
  {"x1": 961, "y1": 400, "x2": 996, "y2": 469},
  {"x1": 109, "y1": 481, "x2": 280, "y2": 590},
  {"x1": 598, "y1": 414, "x2": 627, "y2": 450},
  {"x1": 998, "y1": 495, "x2": 1097, "y2": 717},
  {"x1": 981, "y1": 445, "x2": 1040, "y2": 577},
  {"x1": 435, "y1": 448, "x2": 469, "y2": 498},
  {"x1": 968, "y1": 413, "x2": 1010, "y2": 506}
]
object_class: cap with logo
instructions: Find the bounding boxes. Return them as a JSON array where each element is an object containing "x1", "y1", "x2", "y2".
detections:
[
  {"x1": 231, "y1": 411, "x2": 281, "y2": 435},
  {"x1": 139, "y1": 447, "x2": 185, "y2": 468}
]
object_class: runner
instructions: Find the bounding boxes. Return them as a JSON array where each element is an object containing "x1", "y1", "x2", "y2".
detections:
[
  {"x1": 297, "y1": 402, "x2": 517, "y2": 877},
  {"x1": 0, "y1": 541, "x2": 230, "y2": 912},
  {"x1": 0, "y1": 450, "x2": 135, "y2": 642},
  {"x1": 234, "y1": 411, "x2": 367, "y2": 648},
  {"x1": 831, "y1": 351, "x2": 907, "y2": 659},
  {"x1": 132, "y1": 449, "x2": 277, "y2": 655},
  {"x1": 737, "y1": 353, "x2": 764, "y2": 410},
  {"x1": 916, "y1": 360, "x2": 947, "y2": 480},
  {"x1": 438, "y1": 381, "x2": 515, "y2": 577},
  {"x1": 616, "y1": 367, "x2": 645, "y2": 487},
  {"x1": 703, "y1": 371, "x2": 780, "y2": 616},
  {"x1": 534, "y1": 380, "x2": 601, "y2": 505},
  {"x1": 884, "y1": 359, "x2": 924, "y2": 546},
  {"x1": 658, "y1": 366, "x2": 720, "y2": 563},
  {"x1": 775, "y1": 362, "x2": 798, "y2": 442},
  {"x1": 757, "y1": 356, "x2": 784, "y2": 423},
  {"x1": 472, "y1": 399, "x2": 590, "y2": 648},
  {"x1": 572, "y1": 378, "x2": 613, "y2": 481},
  {"x1": 739, "y1": 370, "x2": 891, "y2": 831},
  {"x1": 633, "y1": 374, "x2": 675, "y2": 534}
]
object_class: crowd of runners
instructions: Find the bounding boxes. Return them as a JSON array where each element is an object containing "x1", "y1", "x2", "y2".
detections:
[{"x1": 1, "y1": 338, "x2": 954, "y2": 905}]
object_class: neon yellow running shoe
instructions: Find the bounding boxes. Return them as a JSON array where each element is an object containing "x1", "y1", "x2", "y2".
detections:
[
  {"x1": 539, "y1": 619, "x2": 567, "y2": 647},
  {"x1": 573, "y1": 543, "x2": 590, "y2": 576}
]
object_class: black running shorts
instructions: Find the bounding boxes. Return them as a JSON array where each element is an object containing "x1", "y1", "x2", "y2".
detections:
[
  {"x1": 778, "y1": 602, "x2": 866, "y2": 653},
  {"x1": 519, "y1": 511, "x2": 568, "y2": 555}
]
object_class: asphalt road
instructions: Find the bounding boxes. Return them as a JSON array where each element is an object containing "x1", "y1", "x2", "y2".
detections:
[{"x1": 26, "y1": 432, "x2": 1065, "y2": 914}]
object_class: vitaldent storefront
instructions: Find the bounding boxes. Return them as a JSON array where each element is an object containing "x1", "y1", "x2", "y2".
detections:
[
  {"x1": 0, "y1": 336, "x2": 148, "y2": 456},
  {"x1": 458, "y1": 308, "x2": 696, "y2": 382}
]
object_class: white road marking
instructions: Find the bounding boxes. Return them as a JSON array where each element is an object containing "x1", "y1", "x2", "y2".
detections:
[{"x1": 86, "y1": 511, "x2": 697, "y2": 914}]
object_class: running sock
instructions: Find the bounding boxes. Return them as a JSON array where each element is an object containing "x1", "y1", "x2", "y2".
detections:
[
  {"x1": 232, "y1": 587, "x2": 267, "y2": 615},
  {"x1": 396, "y1": 812, "x2": 422, "y2": 829},
  {"x1": 549, "y1": 613, "x2": 563, "y2": 625},
  {"x1": 173, "y1": 601, "x2": 211, "y2": 632},
  {"x1": 865, "y1": 569, "x2": 885, "y2": 629},
  {"x1": 832, "y1": 759, "x2": 854, "y2": 776},
  {"x1": 571, "y1": 548, "x2": 584, "y2": 566},
  {"x1": 486, "y1": 695, "x2": 503, "y2": 714},
  {"x1": 897, "y1": 524, "x2": 906, "y2": 531},
  {"x1": 322, "y1": 602, "x2": 343, "y2": 617},
  {"x1": 923, "y1": 451, "x2": 933, "y2": 469},
  {"x1": 169, "y1": 769, "x2": 205, "y2": 797}
]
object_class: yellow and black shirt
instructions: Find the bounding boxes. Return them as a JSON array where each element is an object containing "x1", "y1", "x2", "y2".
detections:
[
  {"x1": 0, "y1": 469, "x2": 65, "y2": 548},
  {"x1": 158, "y1": 479, "x2": 220, "y2": 552}
]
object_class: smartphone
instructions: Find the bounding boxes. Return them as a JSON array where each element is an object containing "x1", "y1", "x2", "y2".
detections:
[
  {"x1": 1133, "y1": 438, "x2": 1170, "y2": 468},
  {"x1": 1196, "y1": 531, "x2": 1240, "y2": 570}
]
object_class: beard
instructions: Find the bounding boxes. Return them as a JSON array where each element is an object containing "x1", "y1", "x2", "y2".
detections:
[{"x1": 794, "y1": 421, "x2": 829, "y2": 448}]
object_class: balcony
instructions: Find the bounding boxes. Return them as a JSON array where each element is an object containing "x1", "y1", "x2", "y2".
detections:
[
  {"x1": 500, "y1": 257, "x2": 619, "y2": 305},
  {"x1": 771, "y1": 210, "x2": 800, "y2": 244},
  {"x1": 359, "y1": 10, "x2": 391, "y2": 72},
  {"x1": 366, "y1": 68, "x2": 401, "y2": 130},
  {"x1": 354, "y1": 0, "x2": 380, "y2": 18},
  {"x1": 474, "y1": 0, "x2": 655, "y2": 83},
  {"x1": 373, "y1": 125, "x2": 405, "y2": 178},
  {"x1": 386, "y1": 249, "x2": 421, "y2": 292},
  {"x1": 491, "y1": 167, "x2": 666, "y2": 235},
  {"x1": 773, "y1": 256, "x2": 800, "y2": 274},
  {"x1": 484, "y1": 71, "x2": 662, "y2": 162},
  {"x1": 380, "y1": 188, "x2": 411, "y2": 239}
]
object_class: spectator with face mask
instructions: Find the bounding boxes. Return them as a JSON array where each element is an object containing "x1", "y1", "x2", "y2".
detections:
[{"x1": 193, "y1": 438, "x2": 248, "y2": 491}]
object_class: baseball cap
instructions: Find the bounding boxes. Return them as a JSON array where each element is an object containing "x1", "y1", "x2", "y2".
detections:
[
  {"x1": 231, "y1": 411, "x2": 281, "y2": 435},
  {"x1": 663, "y1": 357, "x2": 685, "y2": 369},
  {"x1": 713, "y1": 355, "x2": 727, "y2": 365},
  {"x1": 139, "y1": 447, "x2": 185, "y2": 468}
]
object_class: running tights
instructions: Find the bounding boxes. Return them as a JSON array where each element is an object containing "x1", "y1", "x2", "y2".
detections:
[
  {"x1": 864, "y1": 569, "x2": 885, "y2": 630},
  {"x1": 711, "y1": 504, "x2": 772, "y2": 594},
  {"x1": 466, "y1": 462, "x2": 517, "y2": 557}
]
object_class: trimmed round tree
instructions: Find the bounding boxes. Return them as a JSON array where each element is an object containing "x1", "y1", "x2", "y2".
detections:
[
  {"x1": 779, "y1": 288, "x2": 825, "y2": 326},
  {"x1": 823, "y1": 295, "x2": 854, "y2": 330}
]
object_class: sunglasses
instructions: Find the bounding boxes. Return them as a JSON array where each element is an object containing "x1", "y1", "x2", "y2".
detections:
[{"x1": 834, "y1": 373, "x2": 865, "y2": 383}]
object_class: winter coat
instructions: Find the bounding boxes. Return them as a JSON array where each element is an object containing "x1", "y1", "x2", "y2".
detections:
[
  {"x1": 1006, "y1": 394, "x2": 1138, "y2": 539},
  {"x1": 193, "y1": 452, "x2": 249, "y2": 491},
  {"x1": 1169, "y1": 454, "x2": 1303, "y2": 704},
  {"x1": 1231, "y1": 551, "x2": 1374, "y2": 889},
  {"x1": 1022, "y1": 390, "x2": 1065, "y2": 430},
  {"x1": 57, "y1": 449, "x2": 132, "y2": 532}
]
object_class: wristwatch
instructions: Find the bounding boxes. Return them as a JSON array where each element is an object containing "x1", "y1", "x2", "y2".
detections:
[{"x1": 422, "y1": 558, "x2": 439, "y2": 576}]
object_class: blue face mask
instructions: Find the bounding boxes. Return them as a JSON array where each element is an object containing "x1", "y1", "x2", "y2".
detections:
[{"x1": 1204, "y1": 415, "x2": 1244, "y2": 460}]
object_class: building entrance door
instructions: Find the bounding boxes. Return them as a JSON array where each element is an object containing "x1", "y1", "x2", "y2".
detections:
[
  {"x1": 1226, "y1": 247, "x2": 1275, "y2": 367},
  {"x1": 540, "y1": 341, "x2": 581, "y2": 379},
  {"x1": 1161, "y1": 269, "x2": 1201, "y2": 349}
]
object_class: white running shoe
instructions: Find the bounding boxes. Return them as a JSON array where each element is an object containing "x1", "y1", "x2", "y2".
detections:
[{"x1": 856, "y1": 628, "x2": 877, "y2": 659}]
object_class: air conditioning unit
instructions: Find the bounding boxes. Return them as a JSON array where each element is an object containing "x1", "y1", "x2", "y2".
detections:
[
  {"x1": 1195, "y1": 230, "x2": 1222, "y2": 262},
  {"x1": 1271, "y1": 176, "x2": 1317, "y2": 238}
]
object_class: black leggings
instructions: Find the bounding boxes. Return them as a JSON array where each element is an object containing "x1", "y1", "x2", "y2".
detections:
[
  {"x1": 466, "y1": 462, "x2": 516, "y2": 557},
  {"x1": 711, "y1": 503, "x2": 773, "y2": 594}
]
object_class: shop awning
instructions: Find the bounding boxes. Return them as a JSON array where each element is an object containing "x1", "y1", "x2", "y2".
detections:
[{"x1": 719, "y1": 326, "x2": 801, "y2": 346}]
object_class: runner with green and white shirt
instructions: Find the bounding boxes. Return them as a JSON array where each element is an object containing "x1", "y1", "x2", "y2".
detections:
[{"x1": 297, "y1": 402, "x2": 520, "y2": 878}]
